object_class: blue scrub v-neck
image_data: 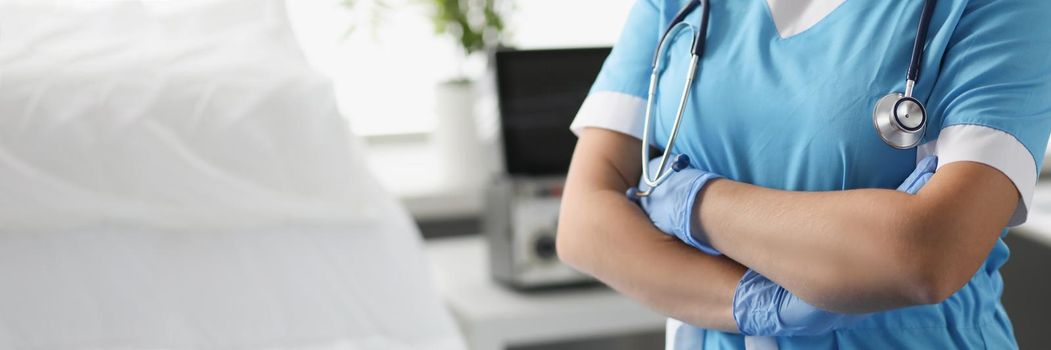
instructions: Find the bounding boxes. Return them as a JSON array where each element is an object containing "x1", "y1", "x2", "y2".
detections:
[
  {"x1": 583, "y1": 0, "x2": 1051, "y2": 348},
  {"x1": 760, "y1": 0, "x2": 853, "y2": 40},
  {"x1": 651, "y1": 0, "x2": 926, "y2": 193}
]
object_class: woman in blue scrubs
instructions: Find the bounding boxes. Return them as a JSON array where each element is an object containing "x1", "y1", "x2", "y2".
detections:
[{"x1": 557, "y1": 0, "x2": 1051, "y2": 349}]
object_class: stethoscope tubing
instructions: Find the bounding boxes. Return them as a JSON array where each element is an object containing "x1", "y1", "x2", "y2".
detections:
[
  {"x1": 907, "y1": 0, "x2": 937, "y2": 85},
  {"x1": 639, "y1": 0, "x2": 709, "y2": 194},
  {"x1": 633, "y1": 0, "x2": 937, "y2": 199}
]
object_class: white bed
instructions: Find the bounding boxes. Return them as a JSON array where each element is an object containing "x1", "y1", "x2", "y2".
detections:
[{"x1": 0, "y1": 1, "x2": 465, "y2": 348}]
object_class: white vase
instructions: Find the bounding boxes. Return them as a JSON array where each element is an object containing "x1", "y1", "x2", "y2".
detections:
[{"x1": 433, "y1": 80, "x2": 485, "y2": 192}]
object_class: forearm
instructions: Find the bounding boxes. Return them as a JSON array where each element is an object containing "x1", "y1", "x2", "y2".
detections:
[
  {"x1": 698, "y1": 163, "x2": 1015, "y2": 313},
  {"x1": 557, "y1": 128, "x2": 744, "y2": 331},
  {"x1": 559, "y1": 186, "x2": 743, "y2": 331},
  {"x1": 701, "y1": 181, "x2": 919, "y2": 312}
]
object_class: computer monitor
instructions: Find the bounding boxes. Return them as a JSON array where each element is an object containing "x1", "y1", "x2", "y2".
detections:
[{"x1": 494, "y1": 47, "x2": 612, "y2": 176}]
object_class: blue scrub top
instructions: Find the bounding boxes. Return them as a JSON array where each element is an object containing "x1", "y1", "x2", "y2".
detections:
[{"x1": 586, "y1": 0, "x2": 1051, "y2": 348}]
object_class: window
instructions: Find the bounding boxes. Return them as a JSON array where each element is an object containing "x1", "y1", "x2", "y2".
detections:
[{"x1": 288, "y1": 0, "x2": 633, "y2": 136}]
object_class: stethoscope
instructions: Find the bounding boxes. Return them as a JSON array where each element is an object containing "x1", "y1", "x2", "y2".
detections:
[{"x1": 629, "y1": 0, "x2": 937, "y2": 199}]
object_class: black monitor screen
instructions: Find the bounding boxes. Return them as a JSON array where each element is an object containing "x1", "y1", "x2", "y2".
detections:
[{"x1": 495, "y1": 47, "x2": 611, "y2": 176}]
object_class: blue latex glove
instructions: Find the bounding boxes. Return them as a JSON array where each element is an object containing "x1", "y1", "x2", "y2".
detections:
[
  {"x1": 734, "y1": 269, "x2": 865, "y2": 336},
  {"x1": 632, "y1": 156, "x2": 723, "y2": 255},
  {"x1": 897, "y1": 155, "x2": 938, "y2": 194},
  {"x1": 733, "y1": 155, "x2": 939, "y2": 336}
]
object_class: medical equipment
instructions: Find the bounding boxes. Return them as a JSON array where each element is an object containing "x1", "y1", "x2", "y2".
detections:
[
  {"x1": 486, "y1": 177, "x2": 596, "y2": 289},
  {"x1": 634, "y1": 0, "x2": 709, "y2": 198},
  {"x1": 873, "y1": 0, "x2": 937, "y2": 149},
  {"x1": 630, "y1": 0, "x2": 938, "y2": 199},
  {"x1": 487, "y1": 48, "x2": 609, "y2": 289}
]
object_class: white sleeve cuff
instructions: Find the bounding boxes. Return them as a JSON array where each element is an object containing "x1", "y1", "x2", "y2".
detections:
[
  {"x1": 917, "y1": 124, "x2": 1037, "y2": 227},
  {"x1": 570, "y1": 91, "x2": 646, "y2": 140}
]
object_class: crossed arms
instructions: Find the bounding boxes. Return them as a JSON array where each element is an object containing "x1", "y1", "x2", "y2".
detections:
[{"x1": 556, "y1": 127, "x2": 1018, "y2": 332}]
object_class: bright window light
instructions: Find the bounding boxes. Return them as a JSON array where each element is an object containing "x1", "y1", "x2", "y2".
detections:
[{"x1": 288, "y1": 0, "x2": 633, "y2": 136}]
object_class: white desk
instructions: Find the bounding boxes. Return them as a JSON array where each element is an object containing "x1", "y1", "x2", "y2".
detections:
[{"x1": 424, "y1": 236, "x2": 666, "y2": 350}]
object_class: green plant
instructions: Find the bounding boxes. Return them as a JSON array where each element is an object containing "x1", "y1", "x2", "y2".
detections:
[
  {"x1": 342, "y1": 0, "x2": 506, "y2": 57},
  {"x1": 430, "y1": 0, "x2": 505, "y2": 56}
]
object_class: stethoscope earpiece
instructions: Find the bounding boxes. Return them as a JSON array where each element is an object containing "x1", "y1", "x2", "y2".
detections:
[
  {"x1": 671, "y1": 154, "x2": 691, "y2": 172},
  {"x1": 629, "y1": 154, "x2": 691, "y2": 200},
  {"x1": 626, "y1": 187, "x2": 643, "y2": 202}
]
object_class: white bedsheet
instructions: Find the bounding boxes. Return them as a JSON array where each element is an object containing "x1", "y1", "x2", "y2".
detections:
[
  {"x1": 0, "y1": 1, "x2": 466, "y2": 348},
  {"x1": 0, "y1": 195, "x2": 465, "y2": 349},
  {"x1": 0, "y1": 0, "x2": 375, "y2": 231}
]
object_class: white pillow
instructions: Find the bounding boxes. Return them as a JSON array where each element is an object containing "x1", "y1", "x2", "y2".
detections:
[{"x1": 0, "y1": 0, "x2": 376, "y2": 231}]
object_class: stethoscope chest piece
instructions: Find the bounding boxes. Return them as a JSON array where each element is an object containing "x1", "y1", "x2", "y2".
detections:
[
  {"x1": 873, "y1": 92, "x2": 926, "y2": 149},
  {"x1": 626, "y1": 0, "x2": 939, "y2": 201}
]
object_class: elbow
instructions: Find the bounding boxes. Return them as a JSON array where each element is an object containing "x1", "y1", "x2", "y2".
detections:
[
  {"x1": 555, "y1": 224, "x2": 580, "y2": 268},
  {"x1": 890, "y1": 221, "x2": 964, "y2": 306},
  {"x1": 895, "y1": 229, "x2": 966, "y2": 306},
  {"x1": 555, "y1": 207, "x2": 588, "y2": 271},
  {"x1": 554, "y1": 183, "x2": 612, "y2": 273},
  {"x1": 900, "y1": 268, "x2": 958, "y2": 306}
]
